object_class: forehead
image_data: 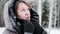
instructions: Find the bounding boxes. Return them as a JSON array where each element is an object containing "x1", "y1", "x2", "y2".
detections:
[{"x1": 18, "y1": 2, "x2": 29, "y2": 9}]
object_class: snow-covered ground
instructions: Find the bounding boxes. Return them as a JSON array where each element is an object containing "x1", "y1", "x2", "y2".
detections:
[
  {"x1": 0, "y1": 27, "x2": 60, "y2": 34},
  {"x1": 50, "y1": 29, "x2": 60, "y2": 34},
  {"x1": 0, "y1": 27, "x2": 6, "y2": 34},
  {"x1": 45, "y1": 28, "x2": 60, "y2": 34}
]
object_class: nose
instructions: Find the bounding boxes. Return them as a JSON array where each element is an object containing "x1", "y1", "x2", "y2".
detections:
[{"x1": 25, "y1": 10, "x2": 30, "y2": 16}]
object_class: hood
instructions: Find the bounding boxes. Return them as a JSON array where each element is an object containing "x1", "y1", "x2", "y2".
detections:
[{"x1": 3, "y1": 0, "x2": 39, "y2": 31}]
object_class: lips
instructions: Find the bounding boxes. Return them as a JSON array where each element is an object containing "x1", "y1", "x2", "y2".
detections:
[
  {"x1": 25, "y1": 15, "x2": 30, "y2": 18},
  {"x1": 26, "y1": 16, "x2": 29, "y2": 18}
]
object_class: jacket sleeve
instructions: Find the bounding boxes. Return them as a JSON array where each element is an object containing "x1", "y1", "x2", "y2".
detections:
[{"x1": 30, "y1": 9, "x2": 44, "y2": 34}]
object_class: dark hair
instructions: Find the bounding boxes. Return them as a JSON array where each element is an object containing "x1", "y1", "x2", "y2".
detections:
[{"x1": 14, "y1": 0, "x2": 30, "y2": 12}]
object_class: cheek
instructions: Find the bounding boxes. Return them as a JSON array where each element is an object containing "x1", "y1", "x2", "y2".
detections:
[{"x1": 17, "y1": 11, "x2": 25, "y2": 18}]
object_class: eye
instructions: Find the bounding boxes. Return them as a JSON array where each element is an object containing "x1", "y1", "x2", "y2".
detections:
[{"x1": 21, "y1": 9, "x2": 25, "y2": 11}]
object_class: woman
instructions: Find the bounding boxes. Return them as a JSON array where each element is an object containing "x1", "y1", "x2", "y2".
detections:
[{"x1": 3, "y1": 0, "x2": 47, "y2": 34}]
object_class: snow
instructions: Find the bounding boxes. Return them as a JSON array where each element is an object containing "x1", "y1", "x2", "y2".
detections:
[
  {"x1": 50, "y1": 29, "x2": 60, "y2": 34},
  {"x1": 0, "y1": 27, "x2": 6, "y2": 34},
  {"x1": 45, "y1": 28, "x2": 60, "y2": 34}
]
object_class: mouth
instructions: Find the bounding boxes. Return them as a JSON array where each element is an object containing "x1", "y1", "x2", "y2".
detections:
[
  {"x1": 25, "y1": 16, "x2": 30, "y2": 19},
  {"x1": 26, "y1": 16, "x2": 30, "y2": 18},
  {"x1": 26, "y1": 17, "x2": 30, "y2": 20}
]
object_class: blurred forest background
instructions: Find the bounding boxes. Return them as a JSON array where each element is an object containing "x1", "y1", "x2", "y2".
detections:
[
  {"x1": 41, "y1": 0, "x2": 60, "y2": 28},
  {"x1": 0, "y1": 0, "x2": 60, "y2": 29}
]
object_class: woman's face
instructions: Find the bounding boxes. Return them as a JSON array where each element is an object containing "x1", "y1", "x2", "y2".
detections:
[{"x1": 17, "y1": 2, "x2": 30, "y2": 20}]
